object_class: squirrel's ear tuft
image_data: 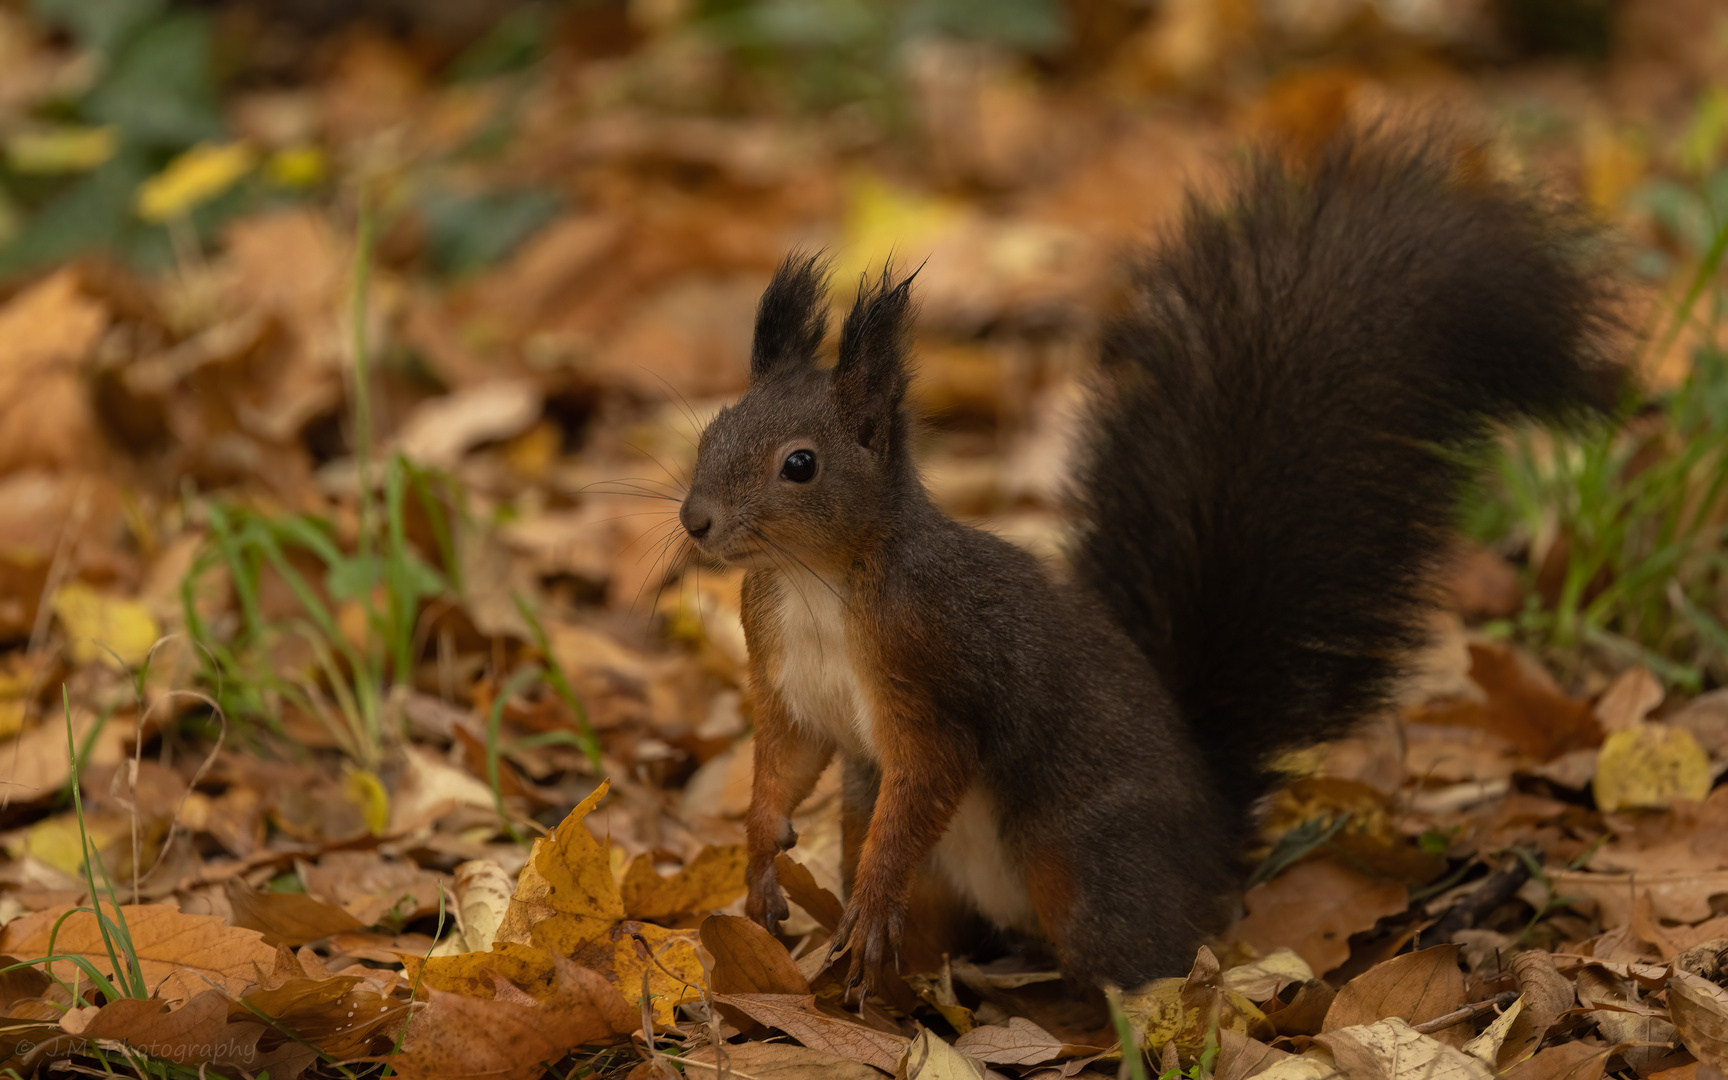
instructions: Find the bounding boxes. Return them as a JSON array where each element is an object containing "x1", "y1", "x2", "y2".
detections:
[
  {"x1": 833, "y1": 265, "x2": 918, "y2": 452},
  {"x1": 751, "y1": 253, "x2": 830, "y2": 381}
]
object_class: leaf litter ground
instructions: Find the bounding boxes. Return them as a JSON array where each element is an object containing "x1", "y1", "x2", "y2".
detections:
[{"x1": 1, "y1": 2, "x2": 1728, "y2": 1079}]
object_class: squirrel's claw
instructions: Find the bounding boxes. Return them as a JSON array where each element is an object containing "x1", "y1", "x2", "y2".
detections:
[
  {"x1": 745, "y1": 862, "x2": 790, "y2": 936},
  {"x1": 828, "y1": 894, "x2": 902, "y2": 1003}
]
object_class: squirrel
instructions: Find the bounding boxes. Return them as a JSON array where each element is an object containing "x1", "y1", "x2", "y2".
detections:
[{"x1": 676, "y1": 127, "x2": 1624, "y2": 994}]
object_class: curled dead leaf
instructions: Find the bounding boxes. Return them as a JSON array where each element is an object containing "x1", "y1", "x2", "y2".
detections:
[{"x1": 1668, "y1": 969, "x2": 1728, "y2": 1070}]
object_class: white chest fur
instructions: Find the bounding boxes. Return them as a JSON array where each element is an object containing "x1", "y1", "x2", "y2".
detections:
[
  {"x1": 762, "y1": 568, "x2": 1035, "y2": 933},
  {"x1": 769, "y1": 569, "x2": 877, "y2": 760}
]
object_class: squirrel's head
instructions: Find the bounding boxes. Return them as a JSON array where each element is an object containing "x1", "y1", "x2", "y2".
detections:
[{"x1": 680, "y1": 255, "x2": 918, "y2": 573}]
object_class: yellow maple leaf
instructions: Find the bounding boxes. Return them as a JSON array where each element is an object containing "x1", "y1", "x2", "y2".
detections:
[
  {"x1": 52, "y1": 582, "x2": 159, "y2": 668},
  {"x1": 135, "y1": 141, "x2": 257, "y2": 223}
]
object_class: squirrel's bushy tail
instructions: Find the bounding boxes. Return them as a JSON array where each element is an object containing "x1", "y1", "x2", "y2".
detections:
[{"x1": 1071, "y1": 128, "x2": 1624, "y2": 811}]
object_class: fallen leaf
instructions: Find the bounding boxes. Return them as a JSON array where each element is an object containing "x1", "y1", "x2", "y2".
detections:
[
  {"x1": 1267, "y1": 979, "x2": 1336, "y2": 1038},
  {"x1": 0, "y1": 270, "x2": 108, "y2": 474},
  {"x1": 1499, "y1": 951, "x2": 1575, "y2": 1068},
  {"x1": 775, "y1": 851, "x2": 845, "y2": 930},
  {"x1": 0, "y1": 904, "x2": 280, "y2": 1003},
  {"x1": 1669, "y1": 970, "x2": 1728, "y2": 1070},
  {"x1": 1213, "y1": 1028, "x2": 1292, "y2": 1080},
  {"x1": 1460, "y1": 994, "x2": 1522, "y2": 1064},
  {"x1": 389, "y1": 953, "x2": 633, "y2": 1080},
  {"x1": 1220, "y1": 948, "x2": 1315, "y2": 1002},
  {"x1": 1595, "y1": 667, "x2": 1664, "y2": 733},
  {"x1": 1231, "y1": 857, "x2": 1408, "y2": 975},
  {"x1": 395, "y1": 379, "x2": 543, "y2": 468},
  {"x1": 1120, "y1": 946, "x2": 1273, "y2": 1058},
  {"x1": 681, "y1": 1040, "x2": 890, "y2": 1080},
  {"x1": 622, "y1": 845, "x2": 747, "y2": 923},
  {"x1": 61, "y1": 990, "x2": 265, "y2": 1070},
  {"x1": 1323, "y1": 944, "x2": 1467, "y2": 1046},
  {"x1": 1594, "y1": 724, "x2": 1712, "y2": 811},
  {"x1": 902, "y1": 1025, "x2": 986, "y2": 1080},
  {"x1": 1501, "y1": 1040, "x2": 1617, "y2": 1080},
  {"x1": 1576, "y1": 963, "x2": 1677, "y2": 1068},
  {"x1": 224, "y1": 879, "x2": 366, "y2": 945},
  {"x1": 1549, "y1": 868, "x2": 1728, "y2": 925},
  {"x1": 1411, "y1": 643, "x2": 1599, "y2": 761},
  {"x1": 701, "y1": 914, "x2": 809, "y2": 996},
  {"x1": 953, "y1": 1016, "x2": 1070, "y2": 1066},
  {"x1": 494, "y1": 780, "x2": 621, "y2": 948},
  {"x1": 713, "y1": 992, "x2": 909, "y2": 1074},
  {"x1": 52, "y1": 581, "x2": 159, "y2": 667},
  {"x1": 241, "y1": 959, "x2": 413, "y2": 1062},
  {"x1": 430, "y1": 859, "x2": 514, "y2": 956},
  {"x1": 299, "y1": 851, "x2": 447, "y2": 926},
  {"x1": 136, "y1": 141, "x2": 257, "y2": 221},
  {"x1": 1316, "y1": 1017, "x2": 1493, "y2": 1079}
]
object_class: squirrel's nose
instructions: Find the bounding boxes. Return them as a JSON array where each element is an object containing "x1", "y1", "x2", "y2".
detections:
[{"x1": 681, "y1": 500, "x2": 713, "y2": 540}]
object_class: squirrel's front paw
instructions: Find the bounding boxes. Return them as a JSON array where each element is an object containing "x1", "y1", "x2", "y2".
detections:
[
  {"x1": 745, "y1": 861, "x2": 790, "y2": 936},
  {"x1": 827, "y1": 891, "x2": 904, "y2": 1000}
]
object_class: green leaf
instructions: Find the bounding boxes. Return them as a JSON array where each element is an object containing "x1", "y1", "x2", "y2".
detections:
[
  {"x1": 420, "y1": 186, "x2": 562, "y2": 276},
  {"x1": 445, "y1": 8, "x2": 550, "y2": 82},
  {"x1": 82, "y1": 14, "x2": 223, "y2": 147},
  {"x1": 32, "y1": 0, "x2": 165, "y2": 55},
  {"x1": 0, "y1": 146, "x2": 148, "y2": 274}
]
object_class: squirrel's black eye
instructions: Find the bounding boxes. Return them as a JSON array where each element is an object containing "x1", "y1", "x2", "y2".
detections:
[{"x1": 780, "y1": 449, "x2": 817, "y2": 483}]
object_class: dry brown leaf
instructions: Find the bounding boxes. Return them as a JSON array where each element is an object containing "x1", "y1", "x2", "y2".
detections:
[
  {"x1": 1323, "y1": 944, "x2": 1467, "y2": 1046},
  {"x1": 0, "y1": 269, "x2": 108, "y2": 474},
  {"x1": 0, "y1": 904, "x2": 279, "y2": 1003},
  {"x1": 61, "y1": 990, "x2": 265, "y2": 1071},
  {"x1": 224, "y1": 879, "x2": 366, "y2": 946},
  {"x1": 681, "y1": 1040, "x2": 890, "y2": 1080},
  {"x1": 1498, "y1": 951, "x2": 1575, "y2": 1068},
  {"x1": 389, "y1": 953, "x2": 633, "y2": 1080},
  {"x1": 1267, "y1": 979, "x2": 1336, "y2": 1038},
  {"x1": 395, "y1": 379, "x2": 543, "y2": 468},
  {"x1": 1411, "y1": 643, "x2": 1599, "y2": 761},
  {"x1": 953, "y1": 1016, "x2": 1067, "y2": 1066},
  {"x1": 1231, "y1": 857, "x2": 1408, "y2": 975},
  {"x1": 2, "y1": 706, "x2": 131, "y2": 805},
  {"x1": 1549, "y1": 869, "x2": 1728, "y2": 925},
  {"x1": 712, "y1": 992, "x2": 910, "y2": 1074},
  {"x1": 298, "y1": 851, "x2": 447, "y2": 927},
  {"x1": 701, "y1": 914, "x2": 809, "y2": 995},
  {"x1": 1316, "y1": 1017, "x2": 1493, "y2": 1079},
  {"x1": 1596, "y1": 667, "x2": 1664, "y2": 733},
  {"x1": 1669, "y1": 970, "x2": 1728, "y2": 1070},
  {"x1": 1501, "y1": 1040, "x2": 1618, "y2": 1080},
  {"x1": 1576, "y1": 963, "x2": 1677, "y2": 1068},
  {"x1": 621, "y1": 845, "x2": 747, "y2": 923},
  {"x1": 1213, "y1": 1028, "x2": 1292, "y2": 1080},
  {"x1": 776, "y1": 851, "x2": 846, "y2": 930}
]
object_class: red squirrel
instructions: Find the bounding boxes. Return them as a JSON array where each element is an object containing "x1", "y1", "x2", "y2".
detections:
[{"x1": 677, "y1": 128, "x2": 1623, "y2": 993}]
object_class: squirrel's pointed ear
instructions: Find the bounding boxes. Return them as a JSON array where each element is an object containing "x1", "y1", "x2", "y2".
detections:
[
  {"x1": 833, "y1": 266, "x2": 917, "y2": 453},
  {"x1": 751, "y1": 253, "x2": 830, "y2": 381}
]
